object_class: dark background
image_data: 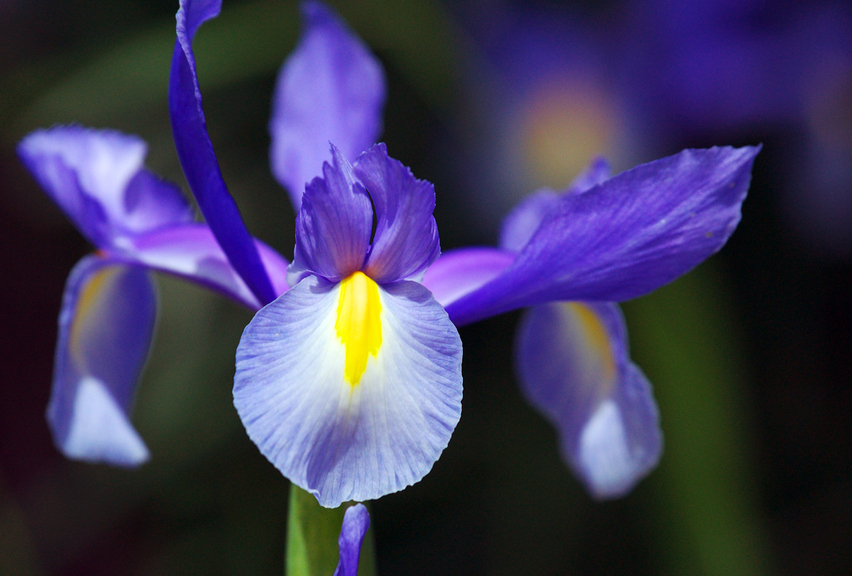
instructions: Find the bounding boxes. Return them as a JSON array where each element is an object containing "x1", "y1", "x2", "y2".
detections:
[{"x1": 1, "y1": 0, "x2": 850, "y2": 574}]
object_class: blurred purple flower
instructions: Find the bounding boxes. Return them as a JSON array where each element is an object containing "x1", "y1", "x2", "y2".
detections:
[{"x1": 455, "y1": 0, "x2": 852, "y2": 254}]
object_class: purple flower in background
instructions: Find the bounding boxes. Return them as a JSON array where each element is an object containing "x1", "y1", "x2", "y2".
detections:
[
  {"x1": 445, "y1": 0, "x2": 627, "y2": 234},
  {"x1": 621, "y1": 0, "x2": 852, "y2": 255},
  {"x1": 20, "y1": 0, "x2": 758, "y2": 507}
]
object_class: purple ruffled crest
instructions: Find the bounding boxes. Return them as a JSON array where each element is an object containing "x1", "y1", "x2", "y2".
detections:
[{"x1": 289, "y1": 142, "x2": 440, "y2": 286}]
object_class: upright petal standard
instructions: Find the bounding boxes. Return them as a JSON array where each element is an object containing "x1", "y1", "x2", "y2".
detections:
[{"x1": 270, "y1": 0, "x2": 386, "y2": 209}]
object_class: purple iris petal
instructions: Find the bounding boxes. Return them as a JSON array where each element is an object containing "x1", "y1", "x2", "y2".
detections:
[
  {"x1": 17, "y1": 126, "x2": 193, "y2": 247},
  {"x1": 270, "y1": 0, "x2": 386, "y2": 209},
  {"x1": 445, "y1": 145, "x2": 760, "y2": 326},
  {"x1": 565, "y1": 157, "x2": 611, "y2": 195},
  {"x1": 170, "y1": 0, "x2": 276, "y2": 306},
  {"x1": 498, "y1": 189, "x2": 561, "y2": 253},
  {"x1": 497, "y1": 155, "x2": 662, "y2": 498},
  {"x1": 422, "y1": 247, "x2": 515, "y2": 308},
  {"x1": 333, "y1": 504, "x2": 371, "y2": 576},
  {"x1": 500, "y1": 157, "x2": 610, "y2": 252},
  {"x1": 290, "y1": 145, "x2": 373, "y2": 283},
  {"x1": 48, "y1": 255, "x2": 155, "y2": 466},
  {"x1": 356, "y1": 143, "x2": 441, "y2": 283},
  {"x1": 516, "y1": 301, "x2": 661, "y2": 498},
  {"x1": 124, "y1": 224, "x2": 290, "y2": 310}
]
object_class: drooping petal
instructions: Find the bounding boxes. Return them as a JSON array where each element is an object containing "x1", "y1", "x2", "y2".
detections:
[
  {"x1": 270, "y1": 0, "x2": 386, "y2": 209},
  {"x1": 333, "y1": 504, "x2": 371, "y2": 576},
  {"x1": 170, "y1": 0, "x2": 276, "y2": 306},
  {"x1": 516, "y1": 301, "x2": 661, "y2": 498},
  {"x1": 47, "y1": 255, "x2": 155, "y2": 466},
  {"x1": 355, "y1": 143, "x2": 441, "y2": 283},
  {"x1": 17, "y1": 126, "x2": 193, "y2": 247},
  {"x1": 445, "y1": 145, "x2": 760, "y2": 326},
  {"x1": 499, "y1": 157, "x2": 611, "y2": 252},
  {"x1": 121, "y1": 224, "x2": 290, "y2": 309},
  {"x1": 234, "y1": 275, "x2": 463, "y2": 508},
  {"x1": 290, "y1": 146, "x2": 373, "y2": 284},
  {"x1": 421, "y1": 247, "x2": 515, "y2": 308}
]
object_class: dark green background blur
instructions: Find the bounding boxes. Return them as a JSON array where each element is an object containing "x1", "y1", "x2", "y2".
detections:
[{"x1": 1, "y1": 0, "x2": 850, "y2": 574}]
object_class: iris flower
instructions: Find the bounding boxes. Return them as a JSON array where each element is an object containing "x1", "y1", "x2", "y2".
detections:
[{"x1": 20, "y1": 0, "x2": 758, "y2": 508}]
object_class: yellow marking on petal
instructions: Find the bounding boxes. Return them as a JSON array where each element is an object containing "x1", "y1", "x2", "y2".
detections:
[
  {"x1": 335, "y1": 271, "x2": 383, "y2": 387},
  {"x1": 70, "y1": 266, "x2": 120, "y2": 370},
  {"x1": 567, "y1": 302, "x2": 616, "y2": 388},
  {"x1": 73, "y1": 267, "x2": 118, "y2": 343}
]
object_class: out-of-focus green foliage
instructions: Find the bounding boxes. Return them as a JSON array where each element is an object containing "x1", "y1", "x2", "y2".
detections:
[{"x1": 625, "y1": 264, "x2": 771, "y2": 576}]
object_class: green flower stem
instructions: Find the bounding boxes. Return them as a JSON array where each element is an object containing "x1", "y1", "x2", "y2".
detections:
[{"x1": 286, "y1": 485, "x2": 376, "y2": 576}]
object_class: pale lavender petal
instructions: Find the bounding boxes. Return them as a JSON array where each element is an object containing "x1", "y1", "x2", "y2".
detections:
[
  {"x1": 445, "y1": 145, "x2": 760, "y2": 325},
  {"x1": 270, "y1": 0, "x2": 386, "y2": 209},
  {"x1": 421, "y1": 247, "x2": 515, "y2": 308},
  {"x1": 170, "y1": 0, "x2": 276, "y2": 306},
  {"x1": 47, "y1": 255, "x2": 155, "y2": 466},
  {"x1": 290, "y1": 146, "x2": 372, "y2": 283},
  {"x1": 355, "y1": 143, "x2": 440, "y2": 283},
  {"x1": 234, "y1": 276, "x2": 463, "y2": 508},
  {"x1": 17, "y1": 126, "x2": 192, "y2": 247},
  {"x1": 333, "y1": 504, "x2": 370, "y2": 576},
  {"x1": 122, "y1": 224, "x2": 290, "y2": 309},
  {"x1": 516, "y1": 301, "x2": 661, "y2": 498}
]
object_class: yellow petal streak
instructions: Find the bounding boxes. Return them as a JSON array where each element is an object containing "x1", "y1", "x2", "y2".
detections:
[
  {"x1": 71, "y1": 266, "x2": 119, "y2": 360},
  {"x1": 568, "y1": 303, "x2": 616, "y2": 389},
  {"x1": 335, "y1": 272, "x2": 383, "y2": 387}
]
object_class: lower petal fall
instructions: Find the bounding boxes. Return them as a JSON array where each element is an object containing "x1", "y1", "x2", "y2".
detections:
[
  {"x1": 516, "y1": 301, "x2": 661, "y2": 498},
  {"x1": 48, "y1": 256, "x2": 155, "y2": 466},
  {"x1": 234, "y1": 276, "x2": 463, "y2": 507}
]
